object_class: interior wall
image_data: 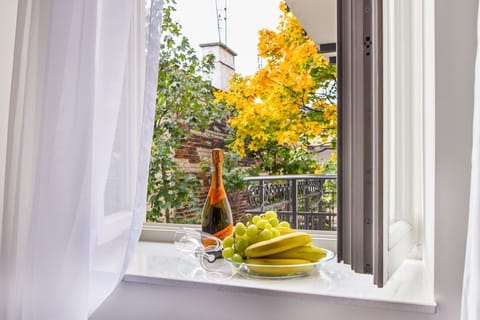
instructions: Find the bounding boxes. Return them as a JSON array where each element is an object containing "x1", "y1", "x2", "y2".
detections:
[
  {"x1": 434, "y1": 0, "x2": 477, "y2": 319},
  {"x1": 0, "y1": 0, "x2": 18, "y2": 241},
  {"x1": 91, "y1": 281, "x2": 437, "y2": 320}
]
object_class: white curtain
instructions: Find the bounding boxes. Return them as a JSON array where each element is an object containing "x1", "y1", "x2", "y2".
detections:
[
  {"x1": 461, "y1": 3, "x2": 480, "y2": 320},
  {"x1": 0, "y1": 0, "x2": 163, "y2": 319}
]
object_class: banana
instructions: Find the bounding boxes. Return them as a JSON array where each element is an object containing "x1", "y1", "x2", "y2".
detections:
[
  {"x1": 263, "y1": 244, "x2": 326, "y2": 262},
  {"x1": 245, "y1": 258, "x2": 314, "y2": 276},
  {"x1": 245, "y1": 258, "x2": 311, "y2": 265},
  {"x1": 274, "y1": 226, "x2": 296, "y2": 235},
  {"x1": 244, "y1": 232, "x2": 312, "y2": 258}
]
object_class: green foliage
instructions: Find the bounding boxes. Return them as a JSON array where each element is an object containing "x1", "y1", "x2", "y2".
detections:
[
  {"x1": 147, "y1": 143, "x2": 201, "y2": 223},
  {"x1": 245, "y1": 145, "x2": 318, "y2": 175},
  {"x1": 147, "y1": 0, "x2": 226, "y2": 223},
  {"x1": 199, "y1": 151, "x2": 256, "y2": 193}
]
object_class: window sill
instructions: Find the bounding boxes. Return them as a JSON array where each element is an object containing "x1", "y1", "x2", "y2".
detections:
[
  {"x1": 124, "y1": 241, "x2": 436, "y2": 314},
  {"x1": 140, "y1": 223, "x2": 337, "y2": 251}
]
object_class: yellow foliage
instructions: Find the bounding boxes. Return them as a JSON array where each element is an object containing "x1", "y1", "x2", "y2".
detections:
[{"x1": 215, "y1": 1, "x2": 337, "y2": 156}]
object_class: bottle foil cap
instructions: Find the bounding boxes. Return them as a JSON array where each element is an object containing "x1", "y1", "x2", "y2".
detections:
[{"x1": 212, "y1": 148, "x2": 223, "y2": 165}]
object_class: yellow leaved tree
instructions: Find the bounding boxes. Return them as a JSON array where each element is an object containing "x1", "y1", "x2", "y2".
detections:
[{"x1": 216, "y1": 2, "x2": 336, "y2": 174}]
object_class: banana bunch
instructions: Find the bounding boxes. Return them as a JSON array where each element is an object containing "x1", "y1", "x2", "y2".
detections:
[
  {"x1": 244, "y1": 232, "x2": 313, "y2": 257},
  {"x1": 243, "y1": 232, "x2": 327, "y2": 276},
  {"x1": 222, "y1": 211, "x2": 327, "y2": 276},
  {"x1": 244, "y1": 258, "x2": 314, "y2": 276}
]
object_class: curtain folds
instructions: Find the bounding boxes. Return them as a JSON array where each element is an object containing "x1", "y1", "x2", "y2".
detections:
[
  {"x1": 0, "y1": 0, "x2": 163, "y2": 318},
  {"x1": 461, "y1": 3, "x2": 480, "y2": 320}
]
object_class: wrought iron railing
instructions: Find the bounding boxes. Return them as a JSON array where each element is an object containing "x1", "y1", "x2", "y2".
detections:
[{"x1": 243, "y1": 174, "x2": 337, "y2": 231}]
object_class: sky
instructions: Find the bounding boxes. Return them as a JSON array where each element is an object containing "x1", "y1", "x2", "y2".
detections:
[{"x1": 174, "y1": 0, "x2": 282, "y2": 76}]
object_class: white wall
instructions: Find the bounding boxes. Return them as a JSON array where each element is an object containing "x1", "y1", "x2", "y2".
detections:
[
  {"x1": 433, "y1": 0, "x2": 476, "y2": 319},
  {"x1": 92, "y1": 280, "x2": 438, "y2": 320},
  {"x1": 91, "y1": 0, "x2": 478, "y2": 319},
  {"x1": 0, "y1": 0, "x2": 18, "y2": 241}
]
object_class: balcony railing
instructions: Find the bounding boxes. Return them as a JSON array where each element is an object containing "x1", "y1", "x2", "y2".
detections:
[{"x1": 243, "y1": 174, "x2": 337, "y2": 231}]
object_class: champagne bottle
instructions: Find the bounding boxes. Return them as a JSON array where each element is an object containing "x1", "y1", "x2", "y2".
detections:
[{"x1": 201, "y1": 149, "x2": 233, "y2": 247}]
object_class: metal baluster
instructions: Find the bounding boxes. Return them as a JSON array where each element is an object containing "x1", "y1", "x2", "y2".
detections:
[
  {"x1": 291, "y1": 178, "x2": 298, "y2": 228},
  {"x1": 259, "y1": 179, "x2": 265, "y2": 213}
]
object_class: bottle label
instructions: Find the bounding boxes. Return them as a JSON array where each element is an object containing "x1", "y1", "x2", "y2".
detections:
[
  {"x1": 209, "y1": 188, "x2": 226, "y2": 205},
  {"x1": 202, "y1": 223, "x2": 233, "y2": 246}
]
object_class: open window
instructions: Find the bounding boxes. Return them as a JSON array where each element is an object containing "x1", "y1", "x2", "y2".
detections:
[
  {"x1": 141, "y1": 0, "x2": 429, "y2": 288},
  {"x1": 382, "y1": 0, "x2": 426, "y2": 282},
  {"x1": 335, "y1": 0, "x2": 385, "y2": 287}
]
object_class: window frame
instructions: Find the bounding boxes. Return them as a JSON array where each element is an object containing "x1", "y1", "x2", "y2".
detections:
[
  {"x1": 384, "y1": 0, "x2": 417, "y2": 225},
  {"x1": 382, "y1": 0, "x2": 425, "y2": 280},
  {"x1": 337, "y1": 0, "x2": 428, "y2": 287},
  {"x1": 336, "y1": 0, "x2": 384, "y2": 286}
]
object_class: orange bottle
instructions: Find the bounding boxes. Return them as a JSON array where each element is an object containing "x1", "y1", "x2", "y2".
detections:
[{"x1": 201, "y1": 149, "x2": 233, "y2": 245}]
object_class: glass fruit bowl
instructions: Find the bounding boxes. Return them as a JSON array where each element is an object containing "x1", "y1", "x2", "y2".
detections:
[{"x1": 226, "y1": 249, "x2": 335, "y2": 279}]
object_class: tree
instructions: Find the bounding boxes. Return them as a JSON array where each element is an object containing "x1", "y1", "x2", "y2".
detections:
[
  {"x1": 216, "y1": 2, "x2": 337, "y2": 174},
  {"x1": 147, "y1": 0, "x2": 226, "y2": 223}
]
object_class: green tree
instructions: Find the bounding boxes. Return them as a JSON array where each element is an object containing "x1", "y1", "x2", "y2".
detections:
[
  {"x1": 216, "y1": 2, "x2": 337, "y2": 174},
  {"x1": 147, "y1": 0, "x2": 226, "y2": 223}
]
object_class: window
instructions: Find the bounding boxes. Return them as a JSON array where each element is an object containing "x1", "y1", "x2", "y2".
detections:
[
  {"x1": 383, "y1": 0, "x2": 426, "y2": 281},
  {"x1": 143, "y1": 0, "x2": 432, "y2": 289},
  {"x1": 277, "y1": 0, "x2": 431, "y2": 288},
  {"x1": 335, "y1": 0, "x2": 385, "y2": 285},
  {"x1": 144, "y1": 0, "x2": 339, "y2": 233}
]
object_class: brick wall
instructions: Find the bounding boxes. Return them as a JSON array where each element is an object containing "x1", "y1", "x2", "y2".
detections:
[{"x1": 173, "y1": 122, "x2": 251, "y2": 223}]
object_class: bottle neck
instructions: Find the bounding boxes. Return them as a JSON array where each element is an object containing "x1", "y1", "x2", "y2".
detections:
[
  {"x1": 211, "y1": 163, "x2": 224, "y2": 190},
  {"x1": 209, "y1": 161, "x2": 226, "y2": 204}
]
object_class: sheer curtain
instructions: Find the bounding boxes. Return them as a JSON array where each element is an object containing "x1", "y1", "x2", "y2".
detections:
[
  {"x1": 461, "y1": 3, "x2": 480, "y2": 320},
  {"x1": 0, "y1": 0, "x2": 163, "y2": 319}
]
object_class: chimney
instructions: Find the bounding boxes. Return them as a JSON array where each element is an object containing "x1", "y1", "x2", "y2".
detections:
[{"x1": 200, "y1": 42, "x2": 237, "y2": 91}]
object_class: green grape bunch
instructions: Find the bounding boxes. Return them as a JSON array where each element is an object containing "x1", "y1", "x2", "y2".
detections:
[{"x1": 221, "y1": 211, "x2": 292, "y2": 262}]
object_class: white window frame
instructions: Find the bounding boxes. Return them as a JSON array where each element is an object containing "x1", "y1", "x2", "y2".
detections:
[
  {"x1": 382, "y1": 0, "x2": 429, "y2": 280},
  {"x1": 335, "y1": 0, "x2": 431, "y2": 287}
]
